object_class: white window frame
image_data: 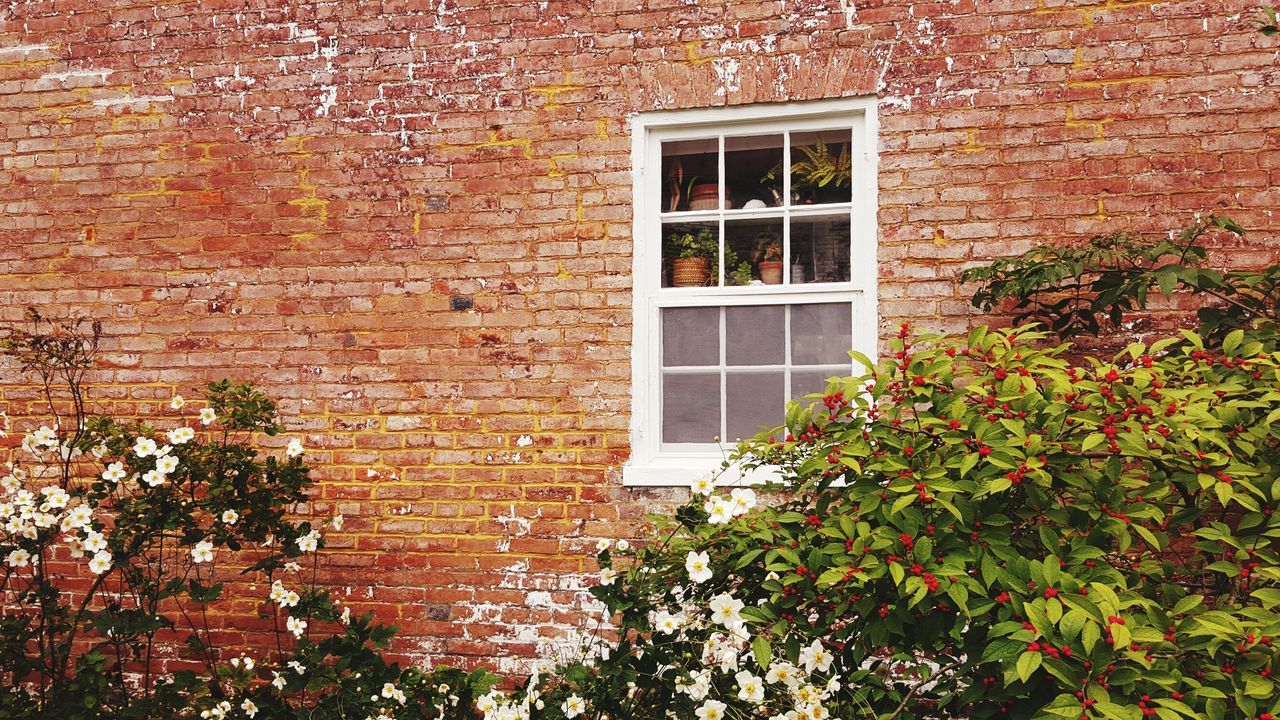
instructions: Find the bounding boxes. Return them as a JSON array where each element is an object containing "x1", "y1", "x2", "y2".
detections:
[{"x1": 625, "y1": 97, "x2": 879, "y2": 487}]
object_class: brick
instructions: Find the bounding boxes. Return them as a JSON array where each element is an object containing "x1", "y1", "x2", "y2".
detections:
[{"x1": 1, "y1": 0, "x2": 1276, "y2": 679}]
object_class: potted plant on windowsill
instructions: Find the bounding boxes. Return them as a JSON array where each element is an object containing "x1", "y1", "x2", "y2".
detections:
[
  {"x1": 754, "y1": 234, "x2": 783, "y2": 285},
  {"x1": 790, "y1": 139, "x2": 851, "y2": 204},
  {"x1": 670, "y1": 228, "x2": 718, "y2": 287}
]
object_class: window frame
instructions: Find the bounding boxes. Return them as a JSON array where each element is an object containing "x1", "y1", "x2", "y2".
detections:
[{"x1": 625, "y1": 98, "x2": 879, "y2": 487}]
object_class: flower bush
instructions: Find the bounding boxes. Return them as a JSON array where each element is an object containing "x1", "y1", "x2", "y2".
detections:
[
  {"x1": 480, "y1": 323, "x2": 1279, "y2": 720},
  {"x1": 0, "y1": 312, "x2": 494, "y2": 719}
]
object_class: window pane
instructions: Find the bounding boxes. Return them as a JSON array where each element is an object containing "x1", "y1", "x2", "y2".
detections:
[
  {"x1": 662, "y1": 221, "x2": 718, "y2": 288},
  {"x1": 791, "y1": 370, "x2": 834, "y2": 400},
  {"x1": 725, "y1": 305, "x2": 784, "y2": 366},
  {"x1": 662, "y1": 373, "x2": 721, "y2": 443},
  {"x1": 790, "y1": 214, "x2": 851, "y2": 284},
  {"x1": 791, "y1": 303, "x2": 852, "y2": 365},
  {"x1": 789, "y1": 129, "x2": 852, "y2": 205},
  {"x1": 726, "y1": 372, "x2": 784, "y2": 441},
  {"x1": 661, "y1": 138, "x2": 718, "y2": 212},
  {"x1": 725, "y1": 134, "x2": 783, "y2": 209},
  {"x1": 725, "y1": 217, "x2": 783, "y2": 286},
  {"x1": 662, "y1": 307, "x2": 720, "y2": 367}
]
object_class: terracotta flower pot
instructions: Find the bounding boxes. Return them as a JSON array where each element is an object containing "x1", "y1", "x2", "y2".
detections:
[
  {"x1": 673, "y1": 257, "x2": 711, "y2": 287},
  {"x1": 758, "y1": 260, "x2": 783, "y2": 285},
  {"x1": 688, "y1": 183, "x2": 719, "y2": 211}
]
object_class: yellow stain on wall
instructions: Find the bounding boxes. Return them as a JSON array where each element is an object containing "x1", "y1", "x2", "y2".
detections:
[
  {"x1": 683, "y1": 41, "x2": 713, "y2": 65},
  {"x1": 530, "y1": 71, "x2": 585, "y2": 110},
  {"x1": 957, "y1": 128, "x2": 986, "y2": 154},
  {"x1": 595, "y1": 119, "x2": 608, "y2": 139},
  {"x1": 442, "y1": 131, "x2": 533, "y2": 160},
  {"x1": 1064, "y1": 107, "x2": 1112, "y2": 141},
  {"x1": 116, "y1": 177, "x2": 178, "y2": 198},
  {"x1": 287, "y1": 168, "x2": 330, "y2": 224},
  {"x1": 546, "y1": 153, "x2": 578, "y2": 178}
]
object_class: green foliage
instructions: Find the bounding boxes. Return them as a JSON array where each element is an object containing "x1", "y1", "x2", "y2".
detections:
[
  {"x1": 959, "y1": 216, "x2": 1274, "y2": 343},
  {"x1": 0, "y1": 312, "x2": 494, "y2": 719},
  {"x1": 512, "y1": 324, "x2": 1280, "y2": 720},
  {"x1": 1261, "y1": 6, "x2": 1278, "y2": 35}
]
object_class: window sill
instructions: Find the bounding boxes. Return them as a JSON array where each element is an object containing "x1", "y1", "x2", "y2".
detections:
[{"x1": 621, "y1": 457, "x2": 780, "y2": 488}]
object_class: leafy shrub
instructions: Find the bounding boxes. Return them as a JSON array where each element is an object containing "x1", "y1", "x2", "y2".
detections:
[
  {"x1": 488, "y1": 323, "x2": 1279, "y2": 720},
  {"x1": 0, "y1": 312, "x2": 495, "y2": 719},
  {"x1": 958, "y1": 216, "x2": 1270, "y2": 343}
]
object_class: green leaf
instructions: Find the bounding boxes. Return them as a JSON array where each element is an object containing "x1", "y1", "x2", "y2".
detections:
[
  {"x1": 752, "y1": 635, "x2": 772, "y2": 670},
  {"x1": 1016, "y1": 650, "x2": 1042, "y2": 682},
  {"x1": 1082, "y1": 621, "x2": 1101, "y2": 654}
]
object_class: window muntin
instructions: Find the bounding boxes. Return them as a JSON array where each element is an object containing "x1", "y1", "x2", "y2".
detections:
[{"x1": 628, "y1": 99, "x2": 877, "y2": 485}]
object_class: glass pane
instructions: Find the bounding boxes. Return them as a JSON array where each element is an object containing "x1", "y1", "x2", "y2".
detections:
[
  {"x1": 725, "y1": 217, "x2": 783, "y2": 286},
  {"x1": 726, "y1": 372, "x2": 784, "y2": 441},
  {"x1": 791, "y1": 303, "x2": 852, "y2": 365},
  {"x1": 725, "y1": 134, "x2": 784, "y2": 209},
  {"x1": 662, "y1": 221, "x2": 718, "y2": 288},
  {"x1": 725, "y1": 306, "x2": 784, "y2": 366},
  {"x1": 662, "y1": 307, "x2": 720, "y2": 367},
  {"x1": 790, "y1": 214, "x2": 851, "y2": 284},
  {"x1": 661, "y1": 138, "x2": 718, "y2": 212},
  {"x1": 663, "y1": 373, "x2": 721, "y2": 443},
  {"x1": 791, "y1": 370, "x2": 834, "y2": 401},
  {"x1": 789, "y1": 129, "x2": 852, "y2": 205}
]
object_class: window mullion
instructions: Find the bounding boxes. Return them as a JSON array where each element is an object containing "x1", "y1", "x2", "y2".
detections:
[{"x1": 719, "y1": 305, "x2": 727, "y2": 445}]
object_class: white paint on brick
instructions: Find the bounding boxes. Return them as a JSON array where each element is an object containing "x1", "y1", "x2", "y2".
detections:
[{"x1": 92, "y1": 95, "x2": 173, "y2": 108}]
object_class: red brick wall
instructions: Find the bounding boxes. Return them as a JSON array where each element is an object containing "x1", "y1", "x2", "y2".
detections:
[{"x1": 0, "y1": 0, "x2": 1276, "y2": 669}]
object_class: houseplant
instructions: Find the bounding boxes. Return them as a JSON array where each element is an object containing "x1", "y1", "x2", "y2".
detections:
[
  {"x1": 669, "y1": 228, "x2": 718, "y2": 287},
  {"x1": 762, "y1": 139, "x2": 851, "y2": 204},
  {"x1": 753, "y1": 234, "x2": 783, "y2": 285}
]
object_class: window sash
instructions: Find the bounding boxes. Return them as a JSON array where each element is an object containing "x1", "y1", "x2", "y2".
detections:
[{"x1": 627, "y1": 98, "x2": 879, "y2": 485}]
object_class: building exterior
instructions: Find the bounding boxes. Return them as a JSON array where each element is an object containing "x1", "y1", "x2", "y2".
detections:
[{"x1": 0, "y1": 0, "x2": 1277, "y2": 670}]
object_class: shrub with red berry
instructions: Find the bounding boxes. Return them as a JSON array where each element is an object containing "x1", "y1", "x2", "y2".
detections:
[{"x1": 724, "y1": 324, "x2": 1280, "y2": 720}]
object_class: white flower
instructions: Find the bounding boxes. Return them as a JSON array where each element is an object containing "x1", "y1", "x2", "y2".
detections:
[
  {"x1": 171, "y1": 395, "x2": 185, "y2": 410},
  {"x1": 133, "y1": 437, "x2": 158, "y2": 458},
  {"x1": 709, "y1": 593, "x2": 745, "y2": 627},
  {"x1": 382, "y1": 683, "x2": 398, "y2": 699},
  {"x1": 155, "y1": 444, "x2": 173, "y2": 458},
  {"x1": 221, "y1": 510, "x2": 239, "y2": 525},
  {"x1": 40, "y1": 486, "x2": 70, "y2": 509},
  {"x1": 88, "y1": 550, "x2": 113, "y2": 575},
  {"x1": 286, "y1": 616, "x2": 307, "y2": 638},
  {"x1": 615, "y1": 539, "x2": 630, "y2": 552},
  {"x1": 599, "y1": 568, "x2": 618, "y2": 585},
  {"x1": 286, "y1": 438, "x2": 304, "y2": 458},
  {"x1": 199, "y1": 408, "x2": 217, "y2": 426},
  {"x1": 696, "y1": 699, "x2": 727, "y2": 720},
  {"x1": 191, "y1": 540, "x2": 214, "y2": 564},
  {"x1": 595, "y1": 538, "x2": 611, "y2": 553},
  {"x1": 272, "y1": 671, "x2": 287, "y2": 689},
  {"x1": 653, "y1": 609, "x2": 683, "y2": 634},
  {"x1": 685, "y1": 550, "x2": 713, "y2": 583},
  {"x1": 242, "y1": 656, "x2": 255, "y2": 671},
  {"x1": 331, "y1": 514, "x2": 344, "y2": 530},
  {"x1": 736, "y1": 671, "x2": 765, "y2": 704},
  {"x1": 295, "y1": 529, "x2": 320, "y2": 553},
  {"x1": 284, "y1": 561, "x2": 301, "y2": 572},
  {"x1": 5, "y1": 548, "x2": 31, "y2": 568},
  {"x1": 0, "y1": 503, "x2": 11, "y2": 519},
  {"x1": 240, "y1": 700, "x2": 258, "y2": 718},
  {"x1": 281, "y1": 590, "x2": 300, "y2": 608},
  {"x1": 339, "y1": 606, "x2": 351, "y2": 625},
  {"x1": 704, "y1": 496, "x2": 733, "y2": 524},
  {"x1": 62, "y1": 506, "x2": 92, "y2": 531},
  {"x1": 167, "y1": 427, "x2": 195, "y2": 445},
  {"x1": 691, "y1": 474, "x2": 716, "y2": 495},
  {"x1": 799, "y1": 639, "x2": 834, "y2": 674},
  {"x1": 766, "y1": 661, "x2": 801, "y2": 687},
  {"x1": 101, "y1": 462, "x2": 126, "y2": 483},
  {"x1": 729, "y1": 488, "x2": 757, "y2": 516},
  {"x1": 155, "y1": 455, "x2": 179, "y2": 475},
  {"x1": 561, "y1": 695, "x2": 585, "y2": 719},
  {"x1": 288, "y1": 660, "x2": 306, "y2": 675},
  {"x1": 269, "y1": 580, "x2": 287, "y2": 603},
  {"x1": 83, "y1": 531, "x2": 108, "y2": 553},
  {"x1": 66, "y1": 536, "x2": 85, "y2": 559},
  {"x1": 142, "y1": 470, "x2": 166, "y2": 488}
]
